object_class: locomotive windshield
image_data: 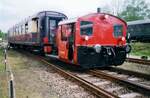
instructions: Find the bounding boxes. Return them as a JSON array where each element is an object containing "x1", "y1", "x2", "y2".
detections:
[
  {"x1": 113, "y1": 24, "x2": 123, "y2": 38},
  {"x1": 80, "y1": 21, "x2": 93, "y2": 36}
]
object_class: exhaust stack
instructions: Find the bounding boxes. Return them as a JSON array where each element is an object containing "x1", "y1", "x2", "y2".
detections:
[{"x1": 97, "y1": 8, "x2": 101, "y2": 13}]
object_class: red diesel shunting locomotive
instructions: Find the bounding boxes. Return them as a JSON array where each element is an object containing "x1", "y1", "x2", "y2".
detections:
[{"x1": 56, "y1": 13, "x2": 131, "y2": 68}]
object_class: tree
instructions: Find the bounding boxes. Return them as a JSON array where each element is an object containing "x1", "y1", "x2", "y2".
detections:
[
  {"x1": 0, "y1": 30, "x2": 4, "y2": 39},
  {"x1": 118, "y1": 0, "x2": 150, "y2": 21},
  {"x1": 101, "y1": 0, "x2": 124, "y2": 16}
]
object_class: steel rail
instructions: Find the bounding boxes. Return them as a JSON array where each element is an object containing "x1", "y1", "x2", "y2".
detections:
[
  {"x1": 38, "y1": 57, "x2": 119, "y2": 98},
  {"x1": 109, "y1": 67, "x2": 150, "y2": 80},
  {"x1": 89, "y1": 70, "x2": 150, "y2": 96},
  {"x1": 126, "y1": 58, "x2": 150, "y2": 65}
]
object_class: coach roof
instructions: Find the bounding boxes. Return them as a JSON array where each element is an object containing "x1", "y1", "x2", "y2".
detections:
[{"x1": 127, "y1": 19, "x2": 150, "y2": 25}]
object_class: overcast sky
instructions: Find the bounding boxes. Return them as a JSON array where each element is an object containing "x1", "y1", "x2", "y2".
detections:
[
  {"x1": 0, "y1": 0, "x2": 149, "y2": 32},
  {"x1": 0, "y1": 0, "x2": 110, "y2": 32}
]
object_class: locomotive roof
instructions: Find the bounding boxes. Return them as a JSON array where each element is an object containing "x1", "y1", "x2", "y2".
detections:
[
  {"x1": 58, "y1": 13, "x2": 127, "y2": 26},
  {"x1": 58, "y1": 18, "x2": 78, "y2": 25},
  {"x1": 127, "y1": 19, "x2": 150, "y2": 25}
]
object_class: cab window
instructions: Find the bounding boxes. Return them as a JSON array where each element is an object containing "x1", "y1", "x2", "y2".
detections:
[
  {"x1": 114, "y1": 24, "x2": 123, "y2": 38},
  {"x1": 80, "y1": 21, "x2": 93, "y2": 36}
]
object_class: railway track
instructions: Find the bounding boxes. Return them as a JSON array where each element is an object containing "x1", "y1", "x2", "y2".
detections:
[
  {"x1": 126, "y1": 57, "x2": 150, "y2": 65},
  {"x1": 108, "y1": 67, "x2": 150, "y2": 80},
  {"x1": 89, "y1": 69, "x2": 150, "y2": 95},
  {"x1": 38, "y1": 57, "x2": 118, "y2": 98},
  {"x1": 10, "y1": 49, "x2": 150, "y2": 97},
  {"x1": 36, "y1": 55, "x2": 150, "y2": 98}
]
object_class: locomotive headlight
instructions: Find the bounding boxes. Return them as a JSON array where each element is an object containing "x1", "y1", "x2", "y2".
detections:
[
  {"x1": 104, "y1": 15, "x2": 109, "y2": 19},
  {"x1": 85, "y1": 36, "x2": 89, "y2": 41},
  {"x1": 121, "y1": 37, "x2": 125, "y2": 41},
  {"x1": 94, "y1": 44, "x2": 101, "y2": 53}
]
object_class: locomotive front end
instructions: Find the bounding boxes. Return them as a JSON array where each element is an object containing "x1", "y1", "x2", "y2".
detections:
[{"x1": 76, "y1": 13, "x2": 131, "y2": 68}]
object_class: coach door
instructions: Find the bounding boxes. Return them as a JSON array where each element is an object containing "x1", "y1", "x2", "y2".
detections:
[{"x1": 49, "y1": 19, "x2": 57, "y2": 44}]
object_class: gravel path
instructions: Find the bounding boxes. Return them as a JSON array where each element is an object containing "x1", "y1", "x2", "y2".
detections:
[{"x1": 7, "y1": 50, "x2": 96, "y2": 98}]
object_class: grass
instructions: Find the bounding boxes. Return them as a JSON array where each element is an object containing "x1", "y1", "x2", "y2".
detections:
[
  {"x1": 0, "y1": 48, "x2": 8, "y2": 98},
  {"x1": 0, "y1": 49, "x2": 50, "y2": 98},
  {"x1": 130, "y1": 42, "x2": 150, "y2": 57},
  {"x1": 0, "y1": 48, "x2": 5, "y2": 72}
]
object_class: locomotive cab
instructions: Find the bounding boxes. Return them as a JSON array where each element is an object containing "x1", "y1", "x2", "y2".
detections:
[{"x1": 57, "y1": 13, "x2": 130, "y2": 68}]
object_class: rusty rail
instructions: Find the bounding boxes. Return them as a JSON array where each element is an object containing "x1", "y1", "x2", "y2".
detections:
[
  {"x1": 126, "y1": 58, "x2": 150, "y2": 65},
  {"x1": 109, "y1": 67, "x2": 150, "y2": 80}
]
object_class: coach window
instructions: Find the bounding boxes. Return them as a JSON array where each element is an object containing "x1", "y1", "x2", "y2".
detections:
[
  {"x1": 13, "y1": 28, "x2": 15, "y2": 36},
  {"x1": 15, "y1": 28, "x2": 17, "y2": 36},
  {"x1": 36, "y1": 20, "x2": 38, "y2": 32},
  {"x1": 12, "y1": 29, "x2": 13, "y2": 36},
  {"x1": 17, "y1": 27, "x2": 18, "y2": 35},
  {"x1": 19, "y1": 26, "x2": 21, "y2": 35},
  {"x1": 21, "y1": 25, "x2": 23, "y2": 34},
  {"x1": 18, "y1": 26, "x2": 20, "y2": 35},
  {"x1": 22, "y1": 25, "x2": 25, "y2": 34},
  {"x1": 12, "y1": 28, "x2": 14, "y2": 36},
  {"x1": 135, "y1": 25, "x2": 138, "y2": 33},
  {"x1": 138, "y1": 25, "x2": 141, "y2": 33},
  {"x1": 144, "y1": 24, "x2": 150, "y2": 34},
  {"x1": 15, "y1": 27, "x2": 18, "y2": 35},
  {"x1": 15, "y1": 27, "x2": 16, "y2": 36},
  {"x1": 25, "y1": 23, "x2": 28, "y2": 33},
  {"x1": 32, "y1": 18, "x2": 38, "y2": 33},
  {"x1": 80, "y1": 21, "x2": 93, "y2": 36},
  {"x1": 17, "y1": 27, "x2": 19, "y2": 35}
]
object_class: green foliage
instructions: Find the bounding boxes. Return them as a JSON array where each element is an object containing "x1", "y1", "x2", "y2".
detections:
[
  {"x1": 118, "y1": 0, "x2": 150, "y2": 21},
  {"x1": 0, "y1": 29, "x2": 5, "y2": 39},
  {"x1": 131, "y1": 42, "x2": 150, "y2": 56}
]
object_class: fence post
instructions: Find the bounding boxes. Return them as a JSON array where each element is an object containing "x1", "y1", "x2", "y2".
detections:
[
  {"x1": 4, "y1": 49, "x2": 7, "y2": 71},
  {"x1": 9, "y1": 73, "x2": 15, "y2": 98}
]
